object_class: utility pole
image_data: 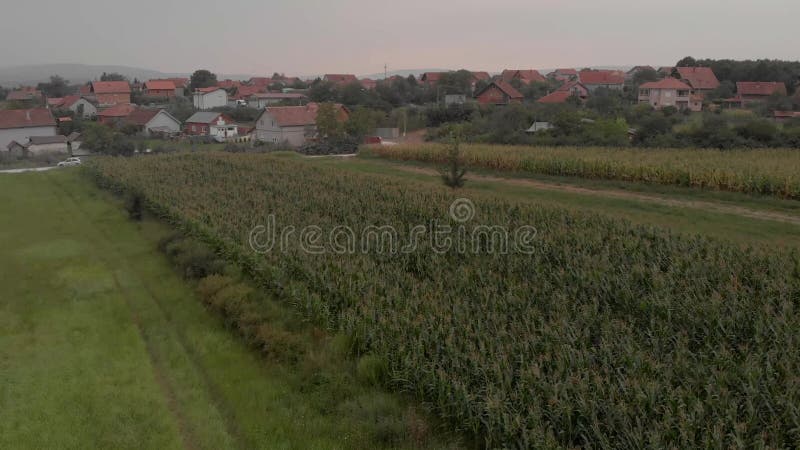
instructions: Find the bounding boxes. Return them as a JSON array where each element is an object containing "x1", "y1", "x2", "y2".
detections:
[{"x1": 384, "y1": 64, "x2": 388, "y2": 80}]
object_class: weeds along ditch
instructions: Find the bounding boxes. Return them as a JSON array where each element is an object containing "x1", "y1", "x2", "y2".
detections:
[{"x1": 86, "y1": 152, "x2": 800, "y2": 448}]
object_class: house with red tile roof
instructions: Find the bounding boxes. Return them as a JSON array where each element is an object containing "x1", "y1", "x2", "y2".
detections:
[
  {"x1": 7, "y1": 88, "x2": 44, "y2": 105},
  {"x1": 550, "y1": 69, "x2": 578, "y2": 82},
  {"x1": 537, "y1": 90, "x2": 578, "y2": 104},
  {"x1": 323, "y1": 74, "x2": 358, "y2": 87},
  {"x1": 471, "y1": 71, "x2": 491, "y2": 82},
  {"x1": 556, "y1": 81, "x2": 590, "y2": 98},
  {"x1": 0, "y1": 108, "x2": 57, "y2": 150},
  {"x1": 420, "y1": 72, "x2": 445, "y2": 85},
  {"x1": 501, "y1": 69, "x2": 546, "y2": 84},
  {"x1": 97, "y1": 103, "x2": 138, "y2": 125},
  {"x1": 254, "y1": 102, "x2": 348, "y2": 147},
  {"x1": 773, "y1": 110, "x2": 800, "y2": 123},
  {"x1": 58, "y1": 96, "x2": 97, "y2": 118},
  {"x1": 675, "y1": 67, "x2": 720, "y2": 92},
  {"x1": 90, "y1": 81, "x2": 132, "y2": 106},
  {"x1": 360, "y1": 78, "x2": 377, "y2": 90},
  {"x1": 737, "y1": 82, "x2": 787, "y2": 102},
  {"x1": 638, "y1": 78, "x2": 701, "y2": 112},
  {"x1": 578, "y1": 70, "x2": 625, "y2": 92},
  {"x1": 217, "y1": 79, "x2": 243, "y2": 90},
  {"x1": 228, "y1": 85, "x2": 263, "y2": 106},
  {"x1": 474, "y1": 80, "x2": 523, "y2": 105},
  {"x1": 143, "y1": 80, "x2": 177, "y2": 98}
]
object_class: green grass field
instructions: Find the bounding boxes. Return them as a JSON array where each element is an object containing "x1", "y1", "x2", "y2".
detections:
[{"x1": 0, "y1": 169, "x2": 459, "y2": 450}]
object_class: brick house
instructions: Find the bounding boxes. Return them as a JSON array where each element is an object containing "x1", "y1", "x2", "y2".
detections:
[
  {"x1": 550, "y1": 69, "x2": 578, "y2": 82},
  {"x1": 90, "y1": 81, "x2": 132, "y2": 106},
  {"x1": 737, "y1": 82, "x2": 787, "y2": 103},
  {"x1": 537, "y1": 82, "x2": 589, "y2": 104},
  {"x1": 475, "y1": 80, "x2": 523, "y2": 105},
  {"x1": 184, "y1": 112, "x2": 238, "y2": 139},
  {"x1": 143, "y1": 80, "x2": 177, "y2": 98},
  {"x1": 638, "y1": 78, "x2": 701, "y2": 112}
]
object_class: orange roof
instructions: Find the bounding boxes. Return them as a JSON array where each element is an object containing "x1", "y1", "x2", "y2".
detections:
[
  {"x1": 230, "y1": 85, "x2": 263, "y2": 100},
  {"x1": 640, "y1": 78, "x2": 692, "y2": 90},
  {"x1": 476, "y1": 80, "x2": 523, "y2": 99},
  {"x1": 262, "y1": 102, "x2": 347, "y2": 127},
  {"x1": 323, "y1": 74, "x2": 358, "y2": 85},
  {"x1": 91, "y1": 81, "x2": 131, "y2": 94},
  {"x1": 61, "y1": 95, "x2": 84, "y2": 108},
  {"x1": 0, "y1": 108, "x2": 55, "y2": 129},
  {"x1": 676, "y1": 67, "x2": 720, "y2": 90},
  {"x1": 537, "y1": 91, "x2": 573, "y2": 104},
  {"x1": 501, "y1": 69, "x2": 546, "y2": 83},
  {"x1": 420, "y1": 72, "x2": 445, "y2": 83},
  {"x1": 737, "y1": 82, "x2": 787, "y2": 97},
  {"x1": 774, "y1": 111, "x2": 800, "y2": 119},
  {"x1": 98, "y1": 103, "x2": 137, "y2": 118},
  {"x1": 144, "y1": 80, "x2": 176, "y2": 91},
  {"x1": 471, "y1": 71, "x2": 491, "y2": 81},
  {"x1": 196, "y1": 86, "x2": 222, "y2": 93},
  {"x1": 578, "y1": 70, "x2": 625, "y2": 85}
]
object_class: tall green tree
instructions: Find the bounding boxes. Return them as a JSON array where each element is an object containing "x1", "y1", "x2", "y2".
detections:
[
  {"x1": 100, "y1": 72, "x2": 127, "y2": 81},
  {"x1": 37, "y1": 75, "x2": 70, "y2": 97},
  {"x1": 315, "y1": 103, "x2": 344, "y2": 140},
  {"x1": 190, "y1": 69, "x2": 218, "y2": 90}
]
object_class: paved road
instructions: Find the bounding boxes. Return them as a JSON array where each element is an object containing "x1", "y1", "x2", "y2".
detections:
[{"x1": 0, "y1": 166, "x2": 60, "y2": 174}]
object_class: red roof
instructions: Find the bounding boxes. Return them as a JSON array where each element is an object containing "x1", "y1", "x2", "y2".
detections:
[
  {"x1": 6, "y1": 90, "x2": 42, "y2": 101},
  {"x1": 676, "y1": 67, "x2": 720, "y2": 90},
  {"x1": 501, "y1": 69, "x2": 546, "y2": 84},
  {"x1": 217, "y1": 79, "x2": 243, "y2": 89},
  {"x1": 420, "y1": 72, "x2": 445, "y2": 83},
  {"x1": 230, "y1": 85, "x2": 262, "y2": 100},
  {"x1": 47, "y1": 97, "x2": 65, "y2": 107},
  {"x1": 737, "y1": 82, "x2": 787, "y2": 97},
  {"x1": 144, "y1": 80, "x2": 176, "y2": 91},
  {"x1": 196, "y1": 86, "x2": 222, "y2": 93},
  {"x1": 61, "y1": 95, "x2": 84, "y2": 108},
  {"x1": 263, "y1": 102, "x2": 347, "y2": 127},
  {"x1": 124, "y1": 108, "x2": 161, "y2": 126},
  {"x1": 471, "y1": 71, "x2": 491, "y2": 82},
  {"x1": 578, "y1": 70, "x2": 625, "y2": 85},
  {"x1": 79, "y1": 85, "x2": 92, "y2": 95},
  {"x1": 0, "y1": 108, "x2": 55, "y2": 129},
  {"x1": 360, "y1": 78, "x2": 377, "y2": 90},
  {"x1": 91, "y1": 81, "x2": 131, "y2": 94},
  {"x1": 98, "y1": 103, "x2": 137, "y2": 118},
  {"x1": 640, "y1": 78, "x2": 692, "y2": 90},
  {"x1": 476, "y1": 80, "x2": 523, "y2": 99},
  {"x1": 323, "y1": 74, "x2": 358, "y2": 85},
  {"x1": 536, "y1": 91, "x2": 574, "y2": 104},
  {"x1": 553, "y1": 68, "x2": 578, "y2": 76}
]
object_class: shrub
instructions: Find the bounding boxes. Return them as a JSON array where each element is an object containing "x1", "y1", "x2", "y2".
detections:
[
  {"x1": 356, "y1": 354, "x2": 388, "y2": 386},
  {"x1": 124, "y1": 191, "x2": 144, "y2": 221}
]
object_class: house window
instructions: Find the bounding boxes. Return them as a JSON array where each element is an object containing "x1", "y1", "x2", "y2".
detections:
[
  {"x1": 678, "y1": 90, "x2": 689, "y2": 97},
  {"x1": 640, "y1": 89, "x2": 650, "y2": 96}
]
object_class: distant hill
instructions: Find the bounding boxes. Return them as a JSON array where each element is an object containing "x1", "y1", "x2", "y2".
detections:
[
  {"x1": 0, "y1": 63, "x2": 256, "y2": 87},
  {"x1": 360, "y1": 69, "x2": 452, "y2": 80}
]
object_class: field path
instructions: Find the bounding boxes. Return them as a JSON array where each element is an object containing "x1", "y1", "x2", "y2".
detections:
[{"x1": 392, "y1": 164, "x2": 800, "y2": 226}]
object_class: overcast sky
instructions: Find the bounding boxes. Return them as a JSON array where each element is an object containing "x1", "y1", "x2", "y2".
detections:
[{"x1": 2, "y1": 0, "x2": 798, "y2": 76}]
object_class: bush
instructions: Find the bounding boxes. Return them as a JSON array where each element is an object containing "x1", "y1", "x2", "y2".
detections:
[
  {"x1": 356, "y1": 354, "x2": 388, "y2": 386},
  {"x1": 124, "y1": 191, "x2": 144, "y2": 221},
  {"x1": 298, "y1": 136, "x2": 359, "y2": 155},
  {"x1": 197, "y1": 274, "x2": 235, "y2": 304}
]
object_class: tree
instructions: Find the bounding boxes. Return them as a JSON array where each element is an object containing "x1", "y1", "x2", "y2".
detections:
[
  {"x1": 440, "y1": 134, "x2": 467, "y2": 189},
  {"x1": 315, "y1": 103, "x2": 344, "y2": 140},
  {"x1": 0, "y1": 85, "x2": 7, "y2": 101},
  {"x1": 100, "y1": 72, "x2": 127, "y2": 81},
  {"x1": 308, "y1": 81, "x2": 337, "y2": 102},
  {"x1": 345, "y1": 107, "x2": 381, "y2": 139},
  {"x1": 632, "y1": 68, "x2": 659, "y2": 85},
  {"x1": 190, "y1": 69, "x2": 218, "y2": 90},
  {"x1": 37, "y1": 75, "x2": 70, "y2": 98},
  {"x1": 676, "y1": 56, "x2": 698, "y2": 67}
]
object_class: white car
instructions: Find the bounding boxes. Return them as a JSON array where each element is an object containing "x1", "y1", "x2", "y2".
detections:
[{"x1": 57, "y1": 157, "x2": 82, "y2": 167}]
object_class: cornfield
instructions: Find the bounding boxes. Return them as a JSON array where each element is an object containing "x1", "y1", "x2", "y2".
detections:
[
  {"x1": 367, "y1": 144, "x2": 800, "y2": 199},
  {"x1": 87, "y1": 153, "x2": 800, "y2": 448}
]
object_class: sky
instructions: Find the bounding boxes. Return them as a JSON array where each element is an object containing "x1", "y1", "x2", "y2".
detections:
[{"x1": 2, "y1": 0, "x2": 798, "y2": 76}]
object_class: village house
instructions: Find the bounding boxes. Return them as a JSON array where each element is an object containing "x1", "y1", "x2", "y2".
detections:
[
  {"x1": 774, "y1": 111, "x2": 800, "y2": 123},
  {"x1": 217, "y1": 79, "x2": 243, "y2": 90},
  {"x1": 419, "y1": 72, "x2": 444, "y2": 85},
  {"x1": 193, "y1": 87, "x2": 228, "y2": 110},
  {"x1": 143, "y1": 80, "x2": 177, "y2": 98},
  {"x1": 323, "y1": 74, "x2": 358, "y2": 87},
  {"x1": 638, "y1": 78, "x2": 701, "y2": 111},
  {"x1": 0, "y1": 108, "x2": 57, "y2": 150},
  {"x1": 248, "y1": 93, "x2": 307, "y2": 109},
  {"x1": 500, "y1": 69, "x2": 546, "y2": 84},
  {"x1": 90, "y1": 81, "x2": 132, "y2": 106},
  {"x1": 360, "y1": 78, "x2": 377, "y2": 90},
  {"x1": 228, "y1": 85, "x2": 263, "y2": 107},
  {"x1": 734, "y1": 82, "x2": 787, "y2": 105},
  {"x1": 6, "y1": 87, "x2": 44, "y2": 106},
  {"x1": 97, "y1": 103, "x2": 138, "y2": 125},
  {"x1": 254, "y1": 102, "x2": 348, "y2": 147},
  {"x1": 674, "y1": 67, "x2": 720, "y2": 93},
  {"x1": 550, "y1": 69, "x2": 578, "y2": 82},
  {"x1": 49, "y1": 95, "x2": 97, "y2": 118},
  {"x1": 578, "y1": 70, "x2": 625, "y2": 92},
  {"x1": 123, "y1": 109, "x2": 182, "y2": 136},
  {"x1": 7, "y1": 135, "x2": 70, "y2": 156},
  {"x1": 184, "y1": 112, "x2": 238, "y2": 139},
  {"x1": 537, "y1": 90, "x2": 582, "y2": 104},
  {"x1": 474, "y1": 80, "x2": 523, "y2": 105}
]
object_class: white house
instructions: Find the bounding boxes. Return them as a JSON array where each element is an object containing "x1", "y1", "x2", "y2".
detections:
[
  {"x1": 0, "y1": 108, "x2": 57, "y2": 150},
  {"x1": 62, "y1": 96, "x2": 98, "y2": 118},
  {"x1": 124, "y1": 109, "x2": 182, "y2": 136},
  {"x1": 248, "y1": 93, "x2": 306, "y2": 109},
  {"x1": 193, "y1": 87, "x2": 228, "y2": 110}
]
